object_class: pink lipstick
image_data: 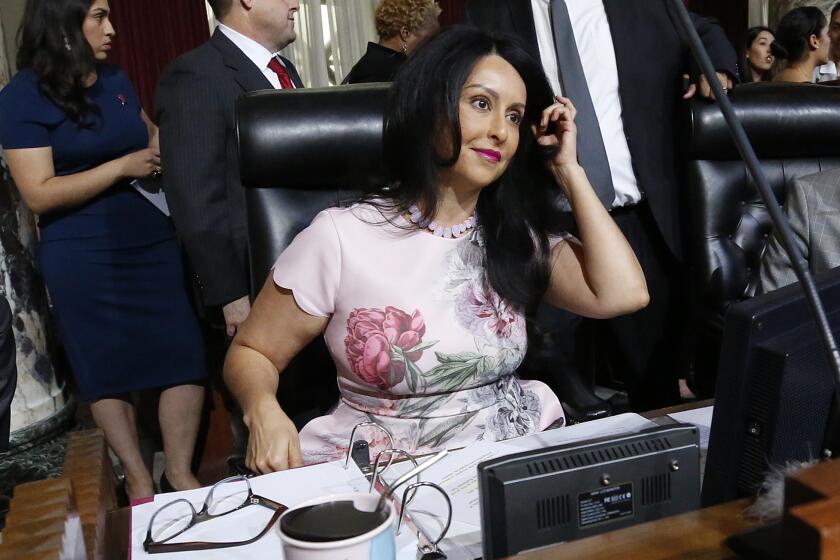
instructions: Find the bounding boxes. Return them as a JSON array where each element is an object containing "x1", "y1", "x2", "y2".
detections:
[{"x1": 473, "y1": 148, "x2": 501, "y2": 162}]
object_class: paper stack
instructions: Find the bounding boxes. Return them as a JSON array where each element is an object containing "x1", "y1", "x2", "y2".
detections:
[
  {"x1": 0, "y1": 477, "x2": 86, "y2": 559},
  {"x1": 61, "y1": 429, "x2": 118, "y2": 560},
  {"x1": 0, "y1": 429, "x2": 116, "y2": 560}
]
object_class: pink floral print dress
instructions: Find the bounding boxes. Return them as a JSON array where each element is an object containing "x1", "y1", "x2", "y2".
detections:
[{"x1": 272, "y1": 204, "x2": 565, "y2": 464}]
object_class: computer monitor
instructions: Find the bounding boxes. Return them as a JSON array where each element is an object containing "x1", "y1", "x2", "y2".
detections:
[{"x1": 701, "y1": 267, "x2": 840, "y2": 506}]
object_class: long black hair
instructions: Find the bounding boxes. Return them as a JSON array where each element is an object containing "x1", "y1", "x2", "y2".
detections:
[
  {"x1": 17, "y1": 0, "x2": 98, "y2": 123},
  {"x1": 376, "y1": 26, "x2": 566, "y2": 313},
  {"x1": 738, "y1": 26, "x2": 775, "y2": 82},
  {"x1": 771, "y1": 6, "x2": 827, "y2": 64}
]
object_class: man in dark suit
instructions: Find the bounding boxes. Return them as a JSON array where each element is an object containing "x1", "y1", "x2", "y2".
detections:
[
  {"x1": 156, "y1": 0, "x2": 302, "y2": 338},
  {"x1": 156, "y1": 0, "x2": 303, "y2": 463},
  {"x1": 467, "y1": 0, "x2": 737, "y2": 412}
]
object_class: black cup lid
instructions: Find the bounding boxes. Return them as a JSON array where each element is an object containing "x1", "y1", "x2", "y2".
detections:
[{"x1": 281, "y1": 500, "x2": 388, "y2": 543}]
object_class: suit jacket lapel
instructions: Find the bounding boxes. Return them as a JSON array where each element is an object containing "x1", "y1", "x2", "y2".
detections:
[
  {"x1": 279, "y1": 55, "x2": 305, "y2": 88},
  {"x1": 510, "y1": 0, "x2": 540, "y2": 60},
  {"x1": 210, "y1": 29, "x2": 273, "y2": 92},
  {"x1": 602, "y1": 0, "x2": 631, "y2": 78},
  {"x1": 602, "y1": 0, "x2": 639, "y2": 114}
]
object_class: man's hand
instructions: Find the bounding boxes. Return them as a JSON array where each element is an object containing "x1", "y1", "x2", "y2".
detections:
[
  {"x1": 223, "y1": 295, "x2": 251, "y2": 337},
  {"x1": 682, "y1": 72, "x2": 733, "y2": 100}
]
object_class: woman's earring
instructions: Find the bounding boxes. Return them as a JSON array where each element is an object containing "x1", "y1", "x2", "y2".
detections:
[
  {"x1": 402, "y1": 42, "x2": 408, "y2": 55},
  {"x1": 63, "y1": 34, "x2": 71, "y2": 51}
]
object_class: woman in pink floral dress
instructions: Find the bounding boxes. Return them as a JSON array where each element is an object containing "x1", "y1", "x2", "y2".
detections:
[{"x1": 224, "y1": 27, "x2": 649, "y2": 472}]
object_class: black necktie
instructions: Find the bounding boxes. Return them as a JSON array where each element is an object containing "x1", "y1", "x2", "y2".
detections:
[{"x1": 550, "y1": 0, "x2": 616, "y2": 208}]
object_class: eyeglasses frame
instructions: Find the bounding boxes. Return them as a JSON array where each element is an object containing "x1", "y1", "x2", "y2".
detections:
[{"x1": 143, "y1": 475, "x2": 287, "y2": 554}]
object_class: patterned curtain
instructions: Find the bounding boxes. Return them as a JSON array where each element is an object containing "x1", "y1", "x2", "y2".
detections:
[
  {"x1": 0, "y1": 14, "x2": 66, "y2": 437},
  {"x1": 326, "y1": 0, "x2": 379, "y2": 83},
  {"x1": 109, "y1": 0, "x2": 210, "y2": 117},
  {"x1": 749, "y1": 0, "x2": 769, "y2": 26},
  {"x1": 0, "y1": 15, "x2": 9, "y2": 89},
  {"x1": 280, "y1": 0, "x2": 378, "y2": 87},
  {"x1": 438, "y1": 0, "x2": 466, "y2": 27},
  {"x1": 769, "y1": 0, "x2": 837, "y2": 27}
]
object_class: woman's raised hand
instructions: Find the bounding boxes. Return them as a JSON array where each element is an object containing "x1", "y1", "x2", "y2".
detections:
[
  {"x1": 533, "y1": 95, "x2": 579, "y2": 171},
  {"x1": 119, "y1": 147, "x2": 161, "y2": 179},
  {"x1": 245, "y1": 401, "x2": 304, "y2": 474}
]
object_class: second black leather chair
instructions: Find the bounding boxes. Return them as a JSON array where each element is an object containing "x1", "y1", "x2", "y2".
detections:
[{"x1": 685, "y1": 82, "x2": 840, "y2": 396}]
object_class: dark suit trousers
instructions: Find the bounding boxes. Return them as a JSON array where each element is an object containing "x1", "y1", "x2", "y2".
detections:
[{"x1": 530, "y1": 201, "x2": 683, "y2": 412}]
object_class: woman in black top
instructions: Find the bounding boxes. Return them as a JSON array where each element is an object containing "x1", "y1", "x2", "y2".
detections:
[
  {"x1": 343, "y1": 0, "x2": 441, "y2": 84},
  {"x1": 772, "y1": 6, "x2": 830, "y2": 83}
]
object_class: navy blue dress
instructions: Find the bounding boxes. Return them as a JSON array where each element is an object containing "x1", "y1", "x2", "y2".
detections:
[{"x1": 0, "y1": 65, "x2": 206, "y2": 401}]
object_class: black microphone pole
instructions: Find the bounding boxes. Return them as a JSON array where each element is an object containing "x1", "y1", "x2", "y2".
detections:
[{"x1": 669, "y1": 0, "x2": 840, "y2": 457}]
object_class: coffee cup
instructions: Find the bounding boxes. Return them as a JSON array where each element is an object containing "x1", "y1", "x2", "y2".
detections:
[{"x1": 278, "y1": 493, "x2": 395, "y2": 560}]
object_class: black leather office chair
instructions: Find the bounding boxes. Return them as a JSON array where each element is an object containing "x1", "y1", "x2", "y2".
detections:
[
  {"x1": 235, "y1": 83, "x2": 391, "y2": 425},
  {"x1": 685, "y1": 83, "x2": 840, "y2": 396}
]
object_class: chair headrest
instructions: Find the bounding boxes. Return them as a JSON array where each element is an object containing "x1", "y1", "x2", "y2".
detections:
[
  {"x1": 688, "y1": 83, "x2": 840, "y2": 160},
  {"x1": 235, "y1": 83, "x2": 391, "y2": 189}
]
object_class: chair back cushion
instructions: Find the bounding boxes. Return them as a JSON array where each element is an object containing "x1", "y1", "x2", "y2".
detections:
[
  {"x1": 236, "y1": 83, "x2": 390, "y2": 291},
  {"x1": 235, "y1": 83, "x2": 391, "y2": 423}
]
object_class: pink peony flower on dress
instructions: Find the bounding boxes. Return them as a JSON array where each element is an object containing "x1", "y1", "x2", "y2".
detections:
[
  {"x1": 455, "y1": 280, "x2": 524, "y2": 341},
  {"x1": 345, "y1": 306, "x2": 426, "y2": 389}
]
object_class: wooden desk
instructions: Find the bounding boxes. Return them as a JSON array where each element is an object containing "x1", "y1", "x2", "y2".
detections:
[
  {"x1": 109, "y1": 498, "x2": 758, "y2": 560},
  {"x1": 642, "y1": 398, "x2": 714, "y2": 419},
  {"x1": 510, "y1": 499, "x2": 756, "y2": 560},
  {"x1": 108, "y1": 400, "x2": 732, "y2": 559}
]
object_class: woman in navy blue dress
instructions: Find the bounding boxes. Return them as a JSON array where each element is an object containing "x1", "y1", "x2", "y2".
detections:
[{"x1": 0, "y1": 0, "x2": 207, "y2": 499}]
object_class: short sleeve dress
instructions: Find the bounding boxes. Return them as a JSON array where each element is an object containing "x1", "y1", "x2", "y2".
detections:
[
  {"x1": 273, "y1": 204, "x2": 565, "y2": 464},
  {"x1": 0, "y1": 66, "x2": 206, "y2": 400}
]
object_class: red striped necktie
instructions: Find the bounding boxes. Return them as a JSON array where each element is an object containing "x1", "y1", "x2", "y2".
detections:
[{"x1": 267, "y1": 57, "x2": 294, "y2": 89}]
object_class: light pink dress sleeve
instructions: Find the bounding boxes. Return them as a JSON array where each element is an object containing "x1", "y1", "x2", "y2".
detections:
[
  {"x1": 271, "y1": 210, "x2": 341, "y2": 317},
  {"x1": 549, "y1": 232, "x2": 578, "y2": 249}
]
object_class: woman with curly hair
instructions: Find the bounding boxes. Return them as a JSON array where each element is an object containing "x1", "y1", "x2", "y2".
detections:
[
  {"x1": 343, "y1": 0, "x2": 441, "y2": 84},
  {"x1": 0, "y1": 0, "x2": 207, "y2": 499},
  {"x1": 225, "y1": 27, "x2": 648, "y2": 473}
]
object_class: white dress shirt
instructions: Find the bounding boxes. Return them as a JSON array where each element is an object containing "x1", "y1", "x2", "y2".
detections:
[
  {"x1": 218, "y1": 23, "x2": 294, "y2": 90},
  {"x1": 530, "y1": 0, "x2": 641, "y2": 208},
  {"x1": 814, "y1": 61, "x2": 839, "y2": 83}
]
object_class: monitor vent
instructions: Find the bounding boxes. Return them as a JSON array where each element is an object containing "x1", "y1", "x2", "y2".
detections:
[
  {"x1": 525, "y1": 437, "x2": 672, "y2": 476},
  {"x1": 536, "y1": 494, "x2": 571, "y2": 530},
  {"x1": 641, "y1": 472, "x2": 671, "y2": 505},
  {"x1": 524, "y1": 437, "x2": 675, "y2": 475}
]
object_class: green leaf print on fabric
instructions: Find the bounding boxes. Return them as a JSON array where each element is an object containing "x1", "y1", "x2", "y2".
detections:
[
  {"x1": 422, "y1": 350, "x2": 501, "y2": 391},
  {"x1": 417, "y1": 411, "x2": 479, "y2": 449},
  {"x1": 398, "y1": 394, "x2": 456, "y2": 419},
  {"x1": 389, "y1": 344, "x2": 438, "y2": 392}
]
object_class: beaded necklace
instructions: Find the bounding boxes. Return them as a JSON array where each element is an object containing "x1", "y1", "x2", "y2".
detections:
[{"x1": 408, "y1": 204, "x2": 477, "y2": 238}]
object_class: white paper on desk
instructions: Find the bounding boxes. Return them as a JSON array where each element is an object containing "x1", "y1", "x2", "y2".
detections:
[
  {"x1": 503, "y1": 412, "x2": 658, "y2": 451},
  {"x1": 61, "y1": 513, "x2": 87, "y2": 560},
  {"x1": 391, "y1": 440, "x2": 521, "y2": 560},
  {"x1": 668, "y1": 406, "x2": 713, "y2": 451},
  {"x1": 668, "y1": 405, "x2": 714, "y2": 479},
  {"x1": 130, "y1": 179, "x2": 170, "y2": 216},
  {"x1": 129, "y1": 460, "x2": 370, "y2": 560},
  {"x1": 384, "y1": 413, "x2": 657, "y2": 559}
]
